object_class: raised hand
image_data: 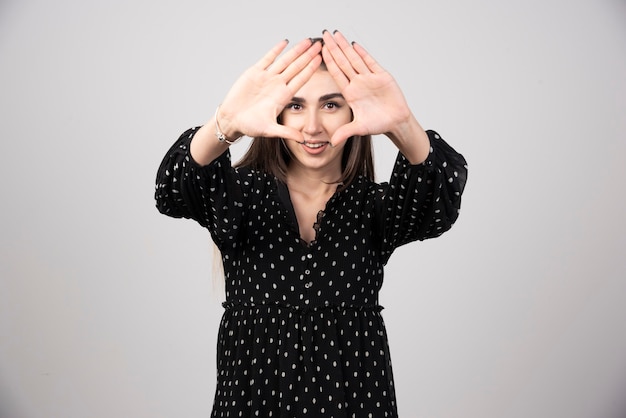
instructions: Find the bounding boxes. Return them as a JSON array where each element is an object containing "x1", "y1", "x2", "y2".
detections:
[
  {"x1": 217, "y1": 38, "x2": 322, "y2": 143},
  {"x1": 321, "y1": 31, "x2": 415, "y2": 147}
]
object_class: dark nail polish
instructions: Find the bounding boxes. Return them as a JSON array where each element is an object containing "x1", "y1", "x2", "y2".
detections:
[
  {"x1": 333, "y1": 29, "x2": 339, "y2": 34},
  {"x1": 322, "y1": 29, "x2": 328, "y2": 34}
]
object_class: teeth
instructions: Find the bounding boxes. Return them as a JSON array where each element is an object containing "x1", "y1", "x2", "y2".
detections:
[{"x1": 303, "y1": 142, "x2": 326, "y2": 149}]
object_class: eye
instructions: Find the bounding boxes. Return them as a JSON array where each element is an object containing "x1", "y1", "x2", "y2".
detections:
[
  {"x1": 286, "y1": 103, "x2": 302, "y2": 111},
  {"x1": 323, "y1": 102, "x2": 341, "y2": 110}
]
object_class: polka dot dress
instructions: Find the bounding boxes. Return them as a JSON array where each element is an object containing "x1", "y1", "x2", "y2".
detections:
[{"x1": 156, "y1": 128, "x2": 467, "y2": 417}]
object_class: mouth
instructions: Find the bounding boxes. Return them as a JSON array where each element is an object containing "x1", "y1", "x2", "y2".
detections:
[
  {"x1": 295, "y1": 140, "x2": 331, "y2": 154},
  {"x1": 301, "y1": 141, "x2": 328, "y2": 149}
]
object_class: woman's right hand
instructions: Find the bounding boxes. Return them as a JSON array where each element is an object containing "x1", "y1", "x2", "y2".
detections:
[{"x1": 216, "y1": 38, "x2": 323, "y2": 143}]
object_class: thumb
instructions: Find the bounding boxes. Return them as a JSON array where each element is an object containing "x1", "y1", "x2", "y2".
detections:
[
  {"x1": 330, "y1": 122, "x2": 362, "y2": 147},
  {"x1": 268, "y1": 124, "x2": 304, "y2": 143}
]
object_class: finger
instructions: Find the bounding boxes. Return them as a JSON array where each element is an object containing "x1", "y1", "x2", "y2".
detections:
[
  {"x1": 254, "y1": 39, "x2": 290, "y2": 71},
  {"x1": 285, "y1": 53, "x2": 322, "y2": 91},
  {"x1": 352, "y1": 41, "x2": 385, "y2": 73},
  {"x1": 279, "y1": 40, "x2": 322, "y2": 82},
  {"x1": 266, "y1": 124, "x2": 304, "y2": 143},
  {"x1": 330, "y1": 121, "x2": 363, "y2": 147},
  {"x1": 321, "y1": 45, "x2": 349, "y2": 90},
  {"x1": 266, "y1": 38, "x2": 316, "y2": 74},
  {"x1": 330, "y1": 30, "x2": 371, "y2": 75},
  {"x1": 322, "y1": 30, "x2": 357, "y2": 80}
]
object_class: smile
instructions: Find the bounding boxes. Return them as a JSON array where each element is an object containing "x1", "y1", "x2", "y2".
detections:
[{"x1": 302, "y1": 141, "x2": 328, "y2": 149}]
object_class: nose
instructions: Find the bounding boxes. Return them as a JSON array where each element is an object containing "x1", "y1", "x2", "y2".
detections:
[{"x1": 302, "y1": 110, "x2": 323, "y2": 136}]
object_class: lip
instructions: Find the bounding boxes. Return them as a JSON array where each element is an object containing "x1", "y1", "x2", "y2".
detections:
[{"x1": 300, "y1": 141, "x2": 330, "y2": 155}]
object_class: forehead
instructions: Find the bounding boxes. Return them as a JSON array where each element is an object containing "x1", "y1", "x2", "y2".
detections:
[{"x1": 293, "y1": 68, "x2": 341, "y2": 99}]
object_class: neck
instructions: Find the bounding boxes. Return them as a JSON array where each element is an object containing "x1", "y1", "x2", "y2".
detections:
[{"x1": 286, "y1": 165, "x2": 342, "y2": 196}]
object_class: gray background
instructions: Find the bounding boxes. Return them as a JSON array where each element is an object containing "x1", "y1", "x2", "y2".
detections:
[{"x1": 1, "y1": 0, "x2": 625, "y2": 417}]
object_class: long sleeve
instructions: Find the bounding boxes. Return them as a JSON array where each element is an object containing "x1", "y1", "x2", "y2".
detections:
[
  {"x1": 154, "y1": 127, "x2": 245, "y2": 250},
  {"x1": 378, "y1": 130, "x2": 468, "y2": 263}
]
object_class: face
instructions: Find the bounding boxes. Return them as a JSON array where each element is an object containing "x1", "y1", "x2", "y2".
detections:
[{"x1": 280, "y1": 68, "x2": 352, "y2": 176}]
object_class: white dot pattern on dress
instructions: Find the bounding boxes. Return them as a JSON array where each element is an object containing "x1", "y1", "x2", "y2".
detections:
[{"x1": 155, "y1": 127, "x2": 467, "y2": 417}]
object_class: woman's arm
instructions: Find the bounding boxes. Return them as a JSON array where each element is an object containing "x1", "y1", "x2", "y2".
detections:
[
  {"x1": 377, "y1": 129, "x2": 468, "y2": 263},
  {"x1": 189, "y1": 115, "x2": 231, "y2": 166},
  {"x1": 383, "y1": 113, "x2": 431, "y2": 165}
]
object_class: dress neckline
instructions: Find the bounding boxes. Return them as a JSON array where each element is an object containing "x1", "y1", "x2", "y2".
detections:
[{"x1": 275, "y1": 179, "x2": 339, "y2": 248}]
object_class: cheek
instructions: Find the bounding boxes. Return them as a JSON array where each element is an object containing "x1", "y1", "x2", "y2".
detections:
[
  {"x1": 325, "y1": 111, "x2": 351, "y2": 131},
  {"x1": 283, "y1": 140, "x2": 300, "y2": 155}
]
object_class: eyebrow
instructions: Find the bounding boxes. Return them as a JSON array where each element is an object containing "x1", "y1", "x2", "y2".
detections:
[{"x1": 290, "y1": 93, "x2": 345, "y2": 104}]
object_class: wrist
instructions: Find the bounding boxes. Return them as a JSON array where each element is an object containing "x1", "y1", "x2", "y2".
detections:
[
  {"x1": 385, "y1": 114, "x2": 430, "y2": 164},
  {"x1": 214, "y1": 106, "x2": 242, "y2": 145},
  {"x1": 386, "y1": 114, "x2": 420, "y2": 144}
]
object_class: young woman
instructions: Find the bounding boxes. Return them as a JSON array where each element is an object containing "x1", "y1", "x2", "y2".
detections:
[{"x1": 156, "y1": 30, "x2": 467, "y2": 417}]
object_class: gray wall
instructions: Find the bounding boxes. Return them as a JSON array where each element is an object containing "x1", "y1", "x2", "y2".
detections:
[{"x1": 1, "y1": 0, "x2": 625, "y2": 417}]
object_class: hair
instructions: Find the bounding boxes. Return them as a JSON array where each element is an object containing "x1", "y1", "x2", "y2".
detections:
[{"x1": 234, "y1": 60, "x2": 375, "y2": 189}]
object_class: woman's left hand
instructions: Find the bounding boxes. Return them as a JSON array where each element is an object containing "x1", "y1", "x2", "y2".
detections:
[{"x1": 321, "y1": 30, "x2": 414, "y2": 147}]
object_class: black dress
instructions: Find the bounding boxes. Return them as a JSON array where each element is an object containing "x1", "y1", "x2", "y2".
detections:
[{"x1": 155, "y1": 128, "x2": 467, "y2": 417}]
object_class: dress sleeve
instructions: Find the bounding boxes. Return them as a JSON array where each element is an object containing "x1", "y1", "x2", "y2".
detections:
[
  {"x1": 154, "y1": 127, "x2": 245, "y2": 249},
  {"x1": 378, "y1": 130, "x2": 468, "y2": 264}
]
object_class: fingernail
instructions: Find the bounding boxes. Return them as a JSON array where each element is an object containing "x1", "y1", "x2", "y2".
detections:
[
  {"x1": 310, "y1": 37, "x2": 324, "y2": 45},
  {"x1": 322, "y1": 29, "x2": 329, "y2": 34},
  {"x1": 351, "y1": 41, "x2": 356, "y2": 46},
  {"x1": 333, "y1": 29, "x2": 339, "y2": 34}
]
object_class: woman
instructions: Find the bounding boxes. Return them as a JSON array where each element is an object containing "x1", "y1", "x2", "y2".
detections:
[{"x1": 156, "y1": 30, "x2": 467, "y2": 417}]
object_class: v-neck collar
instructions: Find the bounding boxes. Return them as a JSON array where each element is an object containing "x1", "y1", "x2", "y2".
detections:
[{"x1": 275, "y1": 179, "x2": 343, "y2": 248}]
